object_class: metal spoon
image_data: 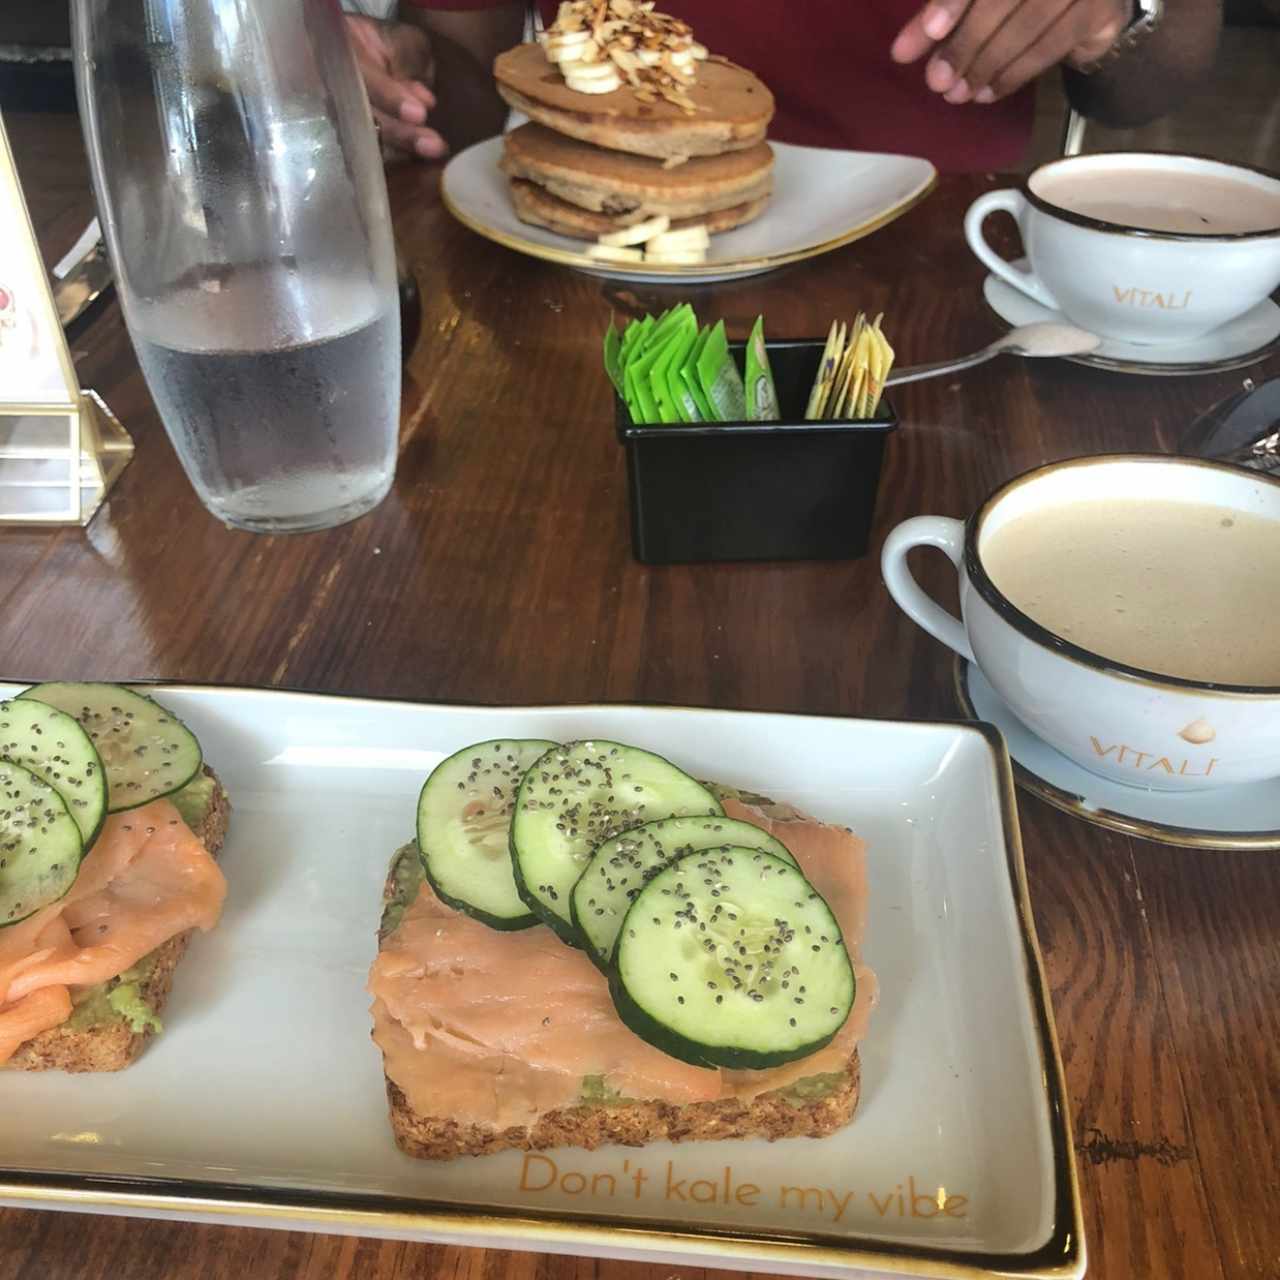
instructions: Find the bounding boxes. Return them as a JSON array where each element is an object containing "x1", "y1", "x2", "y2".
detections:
[{"x1": 885, "y1": 322, "x2": 1101, "y2": 387}]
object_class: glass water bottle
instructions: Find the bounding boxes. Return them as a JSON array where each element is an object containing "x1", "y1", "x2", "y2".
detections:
[{"x1": 73, "y1": 0, "x2": 401, "y2": 533}]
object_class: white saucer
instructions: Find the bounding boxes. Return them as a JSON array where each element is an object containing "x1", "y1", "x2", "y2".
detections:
[
  {"x1": 983, "y1": 260, "x2": 1280, "y2": 376},
  {"x1": 442, "y1": 137, "x2": 937, "y2": 284},
  {"x1": 954, "y1": 657, "x2": 1280, "y2": 850}
]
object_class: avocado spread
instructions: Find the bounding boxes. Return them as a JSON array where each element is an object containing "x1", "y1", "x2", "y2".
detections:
[
  {"x1": 170, "y1": 772, "x2": 216, "y2": 830},
  {"x1": 67, "y1": 956, "x2": 161, "y2": 1032},
  {"x1": 776, "y1": 1070, "x2": 845, "y2": 1105},
  {"x1": 576, "y1": 1068, "x2": 843, "y2": 1107},
  {"x1": 381, "y1": 844, "x2": 425, "y2": 936},
  {"x1": 579, "y1": 1074, "x2": 636, "y2": 1106}
]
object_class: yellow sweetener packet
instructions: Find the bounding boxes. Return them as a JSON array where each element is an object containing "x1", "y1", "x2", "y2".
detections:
[
  {"x1": 806, "y1": 319, "x2": 845, "y2": 420},
  {"x1": 867, "y1": 315, "x2": 895, "y2": 416},
  {"x1": 848, "y1": 322, "x2": 876, "y2": 418},
  {"x1": 829, "y1": 314, "x2": 863, "y2": 419}
]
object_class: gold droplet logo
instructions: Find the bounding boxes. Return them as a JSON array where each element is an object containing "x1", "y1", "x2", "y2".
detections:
[{"x1": 1178, "y1": 719, "x2": 1216, "y2": 745}]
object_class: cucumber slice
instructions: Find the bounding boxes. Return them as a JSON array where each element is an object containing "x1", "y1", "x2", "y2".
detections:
[
  {"x1": 571, "y1": 815, "x2": 796, "y2": 969},
  {"x1": 510, "y1": 740, "x2": 722, "y2": 944},
  {"x1": 0, "y1": 698, "x2": 107, "y2": 848},
  {"x1": 18, "y1": 682, "x2": 202, "y2": 813},
  {"x1": 0, "y1": 760, "x2": 84, "y2": 927},
  {"x1": 611, "y1": 845, "x2": 855, "y2": 1070},
  {"x1": 417, "y1": 738, "x2": 558, "y2": 931}
]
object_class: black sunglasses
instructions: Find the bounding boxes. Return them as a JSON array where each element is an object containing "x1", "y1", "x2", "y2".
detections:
[{"x1": 1183, "y1": 375, "x2": 1280, "y2": 472}]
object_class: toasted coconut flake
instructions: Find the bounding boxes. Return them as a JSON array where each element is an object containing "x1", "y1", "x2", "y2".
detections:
[{"x1": 541, "y1": 0, "x2": 711, "y2": 112}]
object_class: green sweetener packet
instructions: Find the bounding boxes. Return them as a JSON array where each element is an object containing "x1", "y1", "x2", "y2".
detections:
[
  {"x1": 619, "y1": 314, "x2": 653, "y2": 374},
  {"x1": 653, "y1": 303, "x2": 695, "y2": 348},
  {"x1": 622, "y1": 327, "x2": 654, "y2": 422},
  {"x1": 627, "y1": 314, "x2": 690, "y2": 423},
  {"x1": 604, "y1": 321, "x2": 624, "y2": 396},
  {"x1": 648, "y1": 332, "x2": 689, "y2": 423},
  {"x1": 620, "y1": 313, "x2": 666, "y2": 422},
  {"x1": 680, "y1": 325, "x2": 716, "y2": 422},
  {"x1": 626, "y1": 306, "x2": 698, "y2": 423},
  {"x1": 625, "y1": 343, "x2": 661, "y2": 423},
  {"x1": 654, "y1": 307, "x2": 699, "y2": 421},
  {"x1": 657, "y1": 323, "x2": 701, "y2": 423},
  {"x1": 744, "y1": 315, "x2": 780, "y2": 421},
  {"x1": 696, "y1": 320, "x2": 747, "y2": 422}
]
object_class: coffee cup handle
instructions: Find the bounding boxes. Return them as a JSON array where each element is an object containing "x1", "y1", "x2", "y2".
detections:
[
  {"x1": 880, "y1": 516, "x2": 976, "y2": 663},
  {"x1": 964, "y1": 189, "x2": 1060, "y2": 312}
]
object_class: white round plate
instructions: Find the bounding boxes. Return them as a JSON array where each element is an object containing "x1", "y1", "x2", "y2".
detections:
[
  {"x1": 442, "y1": 137, "x2": 937, "y2": 283},
  {"x1": 954, "y1": 657, "x2": 1280, "y2": 850},
  {"x1": 983, "y1": 260, "x2": 1280, "y2": 376}
]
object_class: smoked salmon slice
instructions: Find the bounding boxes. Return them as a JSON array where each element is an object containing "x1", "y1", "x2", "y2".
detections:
[
  {"x1": 371, "y1": 881, "x2": 722, "y2": 1126},
  {"x1": 0, "y1": 986, "x2": 73, "y2": 1063},
  {"x1": 0, "y1": 799, "x2": 226, "y2": 1064}
]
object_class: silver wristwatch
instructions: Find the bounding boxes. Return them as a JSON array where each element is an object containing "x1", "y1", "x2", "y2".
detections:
[
  {"x1": 340, "y1": 0, "x2": 399, "y2": 16},
  {"x1": 1074, "y1": 0, "x2": 1164, "y2": 73}
]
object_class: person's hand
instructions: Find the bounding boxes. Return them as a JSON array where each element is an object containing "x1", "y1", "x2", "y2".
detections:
[
  {"x1": 890, "y1": 0, "x2": 1130, "y2": 104},
  {"x1": 345, "y1": 14, "x2": 448, "y2": 160}
]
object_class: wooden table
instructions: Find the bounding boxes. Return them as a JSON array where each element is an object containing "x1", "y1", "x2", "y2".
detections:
[{"x1": 4, "y1": 112, "x2": 1279, "y2": 1280}]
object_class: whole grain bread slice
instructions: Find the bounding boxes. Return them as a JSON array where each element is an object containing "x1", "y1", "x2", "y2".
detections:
[
  {"x1": 385, "y1": 1049, "x2": 859, "y2": 1161},
  {"x1": 375, "y1": 785, "x2": 862, "y2": 1162},
  {"x1": 5, "y1": 768, "x2": 230, "y2": 1073}
]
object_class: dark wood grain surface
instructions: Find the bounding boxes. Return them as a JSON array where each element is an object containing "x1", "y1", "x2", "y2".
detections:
[{"x1": 3, "y1": 112, "x2": 1279, "y2": 1280}]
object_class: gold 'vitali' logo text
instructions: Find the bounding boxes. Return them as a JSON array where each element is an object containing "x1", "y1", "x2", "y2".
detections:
[
  {"x1": 1090, "y1": 737, "x2": 1218, "y2": 777},
  {"x1": 1112, "y1": 286, "x2": 1192, "y2": 310}
]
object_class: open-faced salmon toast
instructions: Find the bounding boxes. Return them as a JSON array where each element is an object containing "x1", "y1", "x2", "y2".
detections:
[
  {"x1": 0, "y1": 684, "x2": 229, "y2": 1073},
  {"x1": 369, "y1": 740, "x2": 876, "y2": 1161}
]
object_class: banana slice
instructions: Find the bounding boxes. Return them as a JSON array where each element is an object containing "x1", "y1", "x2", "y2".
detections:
[
  {"x1": 565, "y1": 73, "x2": 623, "y2": 93},
  {"x1": 562, "y1": 54, "x2": 614, "y2": 74},
  {"x1": 586, "y1": 244, "x2": 645, "y2": 263},
  {"x1": 645, "y1": 225, "x2": 711, "y2": 253},
  {"x1": 597, "y1": 215, "x2": 671, "y2": 247},
  {"x1": 544, "y1": 30, "x2": 592, "y2": 59},
  {"x1": 564, "y1": 62, "x2": 623, "y2": 93}
]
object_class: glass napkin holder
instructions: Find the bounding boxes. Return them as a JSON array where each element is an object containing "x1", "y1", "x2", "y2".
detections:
[{"x1": 0, "y1": 393, "x2": 134, "y2": 525}]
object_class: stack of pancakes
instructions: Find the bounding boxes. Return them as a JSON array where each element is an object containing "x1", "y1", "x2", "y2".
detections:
[{"x1": 494, "y1": 41, "x2": 776, "y2": 242}]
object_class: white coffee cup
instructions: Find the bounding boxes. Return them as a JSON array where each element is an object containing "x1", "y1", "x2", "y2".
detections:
[
  {"x1": 965, "y1": 153, "x2": 1280, "y2": 346},
  {"x1": 881, "y1": 455, "x2": 1280, "y2": 793}
]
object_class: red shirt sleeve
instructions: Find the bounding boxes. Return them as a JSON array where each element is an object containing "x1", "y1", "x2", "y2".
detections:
[{"x1": 404, "y1": 0, "x2": 1032, "y2": 170}]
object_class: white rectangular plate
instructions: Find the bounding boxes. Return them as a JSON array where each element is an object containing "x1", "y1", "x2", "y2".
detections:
[{"x1": 0, "y1": 687, "x2": 1082, "y2": 1280}]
